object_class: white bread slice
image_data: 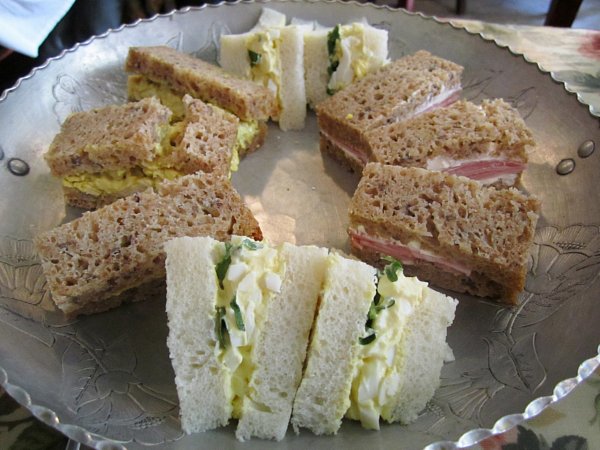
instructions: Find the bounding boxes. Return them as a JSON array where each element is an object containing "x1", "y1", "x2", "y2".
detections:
[
  {"x1": 219, "y1": 9, "x2": 307, "y2": 130},
  {"x1": 165, "y1": 235, "x2": 328, "y2": 440},
  {"x1": 277, "y1": 25, "x2": 307, "y2": 130},
  {"x1": 236, "y1": 243, "x2": 328, "y2": 441},
  {"x1": 383, "y1": 289, "x2": 457, "y2": 424},
  {"x1": 303, "y1": 28, "x2": 329, "y2": 108},
  {"x1": 165, "y1": 236, "x2": 231, "y2": 433},
  {"x1": 291, "y1": 253, "x2": 377, "y2": 435}
]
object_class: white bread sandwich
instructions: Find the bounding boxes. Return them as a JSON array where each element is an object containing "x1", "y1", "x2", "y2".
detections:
[
  {"x1": 164, "y1": 235, "x2": 328, "y2": 440},
  {"x1": 34, "y1": 173, "x2": 262, "y2": 317},
  {"x1": 291, "y1": 253, "x2": 457, "y2": 433},
  {"x1": 219, "y1": 8, "x2": 308, "y2": 131},
  {"x1": 302, "y1": 21, "x2": 389, "y2": 108},
  {"x1": 363, "y1": 99, "x2": 535, "y2": 187},
  {"x1": 125, "y1": 45, "x2": 278, "y2": 161},
  {"x1": 348, "y1": 163, "x2": 540, "y2": 304},
  {"x1": 45, "y1": 95, "x2": 238, "y2": 209},
  {"x1": 316, "y1": 50, "x2": 463, "y2": 173}
]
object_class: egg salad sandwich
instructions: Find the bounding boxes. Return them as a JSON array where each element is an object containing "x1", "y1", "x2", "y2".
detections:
[
  {"x1": 316, "y1": 50, "x2": 463, "y2": 173},
  {"x1": 363, "y1": 99, "x2": 535, "y2": 187},
  {"x1": 219, "y1": 8, "x2": 308, "y2": 131},
  {"x1": 34, "y1": 173, "x2": 262, "y2": 317},
  {"x1": 125, "y1": 45, "x2": 278, "y2": 164},
  {"x1": 301, "y1": 20, "x2": 389, "y2": 108},
  {"x1": 45, "y1": 95, "x2": 239, "y2": 209},
  {"x1": 291, "y1": 253, "x2": 457, "y2": 433},
  {"x1": 164, "y1": 235, "x2": 328, "y2": 440},
  {"x1": 348, "y1": 163, "x2": 540, "y2": 304}
]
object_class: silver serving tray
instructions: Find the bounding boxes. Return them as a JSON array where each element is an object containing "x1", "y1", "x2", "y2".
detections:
[{"x1": 1, "y1": 1, "x2": 599, "y2": 449}]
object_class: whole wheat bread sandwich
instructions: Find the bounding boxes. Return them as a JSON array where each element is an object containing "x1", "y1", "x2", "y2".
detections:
[
  {"x1": 363, "y1": 99, "x2": 535, "y2": 187},
  {"x1": 291, "y1": 253, "x2": 457, "y2": 434},
  {"x1": 164, "y1": 235, "x2": 328, "y2": 441},
  {"x1": 316, "y1": 50, "x2": 463, "y2": 172},
  {"x1": 126, "y1": 45, "x2": 277, "y2": 159},
  {"x1": 45, "y1": 95, "x2": 239, "y2": 209},
  {"x1": 34, "y1": 173, "x2": 262, "y2": 318},
  {"x1": 348, "y1": 163, "x2": 540, "y2": 304}
]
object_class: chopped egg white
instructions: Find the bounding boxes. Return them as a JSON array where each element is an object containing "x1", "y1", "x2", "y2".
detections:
[
  {"x1": 214, "y1": 237, "x2": 286, "y2": 418},
  {"x1": 327, "y1": 23, "x2": 389, "y2": 94},
  {"x1": 246, "y1": 29, "x2": 283, "y2": 101}
]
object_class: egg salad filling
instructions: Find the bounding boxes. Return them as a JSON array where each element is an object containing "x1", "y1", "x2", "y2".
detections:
[
  {"x1": 326, "y1": 23, "x2": 387, "y2": 95},
  {"x1": 62, "y1": 122, "x2": 185, "y2": 197},
  {"x1": 213, "y1": 237, "x2": 286, "y2": 418},
  {"x1": 246, "y1": 29, "x2": 283, "y2": 104},
  {"x1": 127, "y1": 75, "x2": 261, "y2": 170},
  {"x1": 345, "y1": 258, "x2": 427, "y2": 429}
]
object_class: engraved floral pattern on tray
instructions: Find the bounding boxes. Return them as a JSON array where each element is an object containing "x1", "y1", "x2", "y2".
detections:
[{"x1": 1, "y1": 224, "x2": 599, "y2": 445}]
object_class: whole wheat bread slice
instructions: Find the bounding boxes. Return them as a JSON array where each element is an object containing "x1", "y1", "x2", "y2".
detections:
[
  {"x1": 45, "y1": 97, "x2": 171, "y2": 177},
  {"x1": 125, "y1": 46, "x2": 278, "y2": 122},
  {"x1": 348, "y1": 163, "x2": 539, "y2": 304},
  {"x1": 364, "y1": 99, "x2": 534, "y2": 185},
  {"x1": 34, "y1": 173, "x2": 262, "y2": 317}
]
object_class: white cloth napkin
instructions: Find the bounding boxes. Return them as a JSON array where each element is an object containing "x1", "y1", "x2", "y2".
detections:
[{"x1": 0, "y1": 0, "x2": 77, "y2": 57}]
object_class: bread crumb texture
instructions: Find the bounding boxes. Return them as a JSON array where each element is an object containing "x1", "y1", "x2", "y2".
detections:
[
  {"x1": 350, "y1": 163, "x2": 540, "y2": 302},
  {"x1": 34, "y1": 173, "x2": 262, "y2": 316},
  {"x1": 367, "y1": 99, "x2": 535, "y2": 166}
]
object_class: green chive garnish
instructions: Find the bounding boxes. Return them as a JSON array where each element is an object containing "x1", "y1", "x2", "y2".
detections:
[
  {"x1": 382, "y1": 256, "x2": 403, "y2": 282},
  {"x1": 215, "y1": 242, "x2": 233, "y2": 289},
  {"x1": 327, "y1": 25, "x2": 340, "y2": 57},
  {"x1": 215, "y1": 306, "x2": 228, "y2": 348},
  {"x1": 230, "y1": 295, "x2": 245, "y2": 331},
  {"x1": 359, "y1": 333, "x2": 376, "y2": 345},
  {"x1": 248, "y1": 50, "x2": 262, "y2": 67}
]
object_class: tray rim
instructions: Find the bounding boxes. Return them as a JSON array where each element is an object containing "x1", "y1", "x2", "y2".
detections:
[{"x1": 1, "y1": 1, "x2": 599, "y2": 448}]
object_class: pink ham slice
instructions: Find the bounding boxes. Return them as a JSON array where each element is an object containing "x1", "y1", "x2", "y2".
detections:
[
  {"x1": 349, "y1": 231, "x2": 472, "y2": 276},
  {"x1": 442, "y1": 159, "x2": 525, "y2": 180}
]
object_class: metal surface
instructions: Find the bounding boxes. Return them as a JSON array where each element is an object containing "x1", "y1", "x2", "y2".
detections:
[{"x1": 1, "y1": 1, "x2": 599, "y2": 449}]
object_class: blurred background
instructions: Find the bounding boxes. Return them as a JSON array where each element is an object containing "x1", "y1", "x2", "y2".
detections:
[{"x1": 1, "y1": 0, "x2": 599, "y2": 94}]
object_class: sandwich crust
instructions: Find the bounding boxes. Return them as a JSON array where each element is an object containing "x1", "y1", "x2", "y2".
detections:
[
  {"x1": 34, "y1": 173, "x2": 262, "y2": 317},
  {"x1": 349, "y1": 163, "x2": 539, "y2": 304},
  {"x1": 125, "y1": 46, "x2": 278, "y2": 122}
]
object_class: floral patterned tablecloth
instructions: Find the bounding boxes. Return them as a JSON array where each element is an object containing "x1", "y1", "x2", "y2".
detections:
[{"x1": 1, "y1": 19, "x2": 599, "y2": 450}]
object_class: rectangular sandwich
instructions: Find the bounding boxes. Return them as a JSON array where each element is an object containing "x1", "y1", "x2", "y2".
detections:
[
  {"x1": 363, "y1": 99, "x2": 535, "y2": 187},
  {"x1": 348, "y1": 163, "x2": 540, "y2": 304},
  {"x1": 301, "y1": 20, "x2": 389, "y2": 108},
  {"x1": 125, "y1": 45, "x2": 277, "y2": 159},
  {"x1": 219, "y1": 8, "x2": 308, "y2": 131},
  {"x1": 164, "y1": 235, "x2": 328, "y2": 441},
  {"x1": 45, "y1": 95, "x2": 238, "y2": 209},
  {"x1": 291, "y1": 253, "x2": 457, "y2": 433},
  {"x1": 317, "y1": 50, "x2": 463, "y2": 172},
  {"x1": 34, "y1": 173, "x2": 262, "y2": 317}
]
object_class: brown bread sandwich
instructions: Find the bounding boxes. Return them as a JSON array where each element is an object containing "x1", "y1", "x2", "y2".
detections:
[
  {"x1": 45, "y1": 95, "x2": 238, "y2": 209},
  {"x1": 34, "y1": 173, "x2": 262, "y2": 317},
  {"x1": 348, "y1": 163, "x2": 540, "y2": 304},
  {"x1": 363, "y1": 99, "x2": 535, "y2": 187},
  {"x1": 317, "y1": 50, "x2": 463, "y2": 172},
  {"x1": 126, "y1": 45, "x2": 278, "y2": 160}
]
